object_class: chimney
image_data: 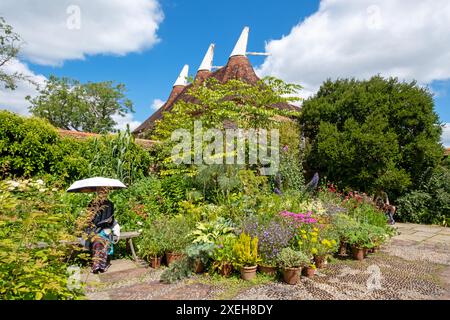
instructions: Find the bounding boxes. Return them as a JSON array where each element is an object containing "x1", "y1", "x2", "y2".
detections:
[
  {"x1": 196, "y1": 44, "x2": 215, "y2": 82},
  {"x1": 165, "y1": 64, "x2": 189, "y2": 109},
  {"x1": 173, "y1": 64, "x2": 189, "y2": 87},
  {"x1": 229, "y1": 26, "x2": 249, "y2": 58}
]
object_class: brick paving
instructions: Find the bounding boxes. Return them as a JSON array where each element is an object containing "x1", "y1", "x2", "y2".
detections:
[{"x1": 84, "y1": 223, "x2": 450, "y2": 300}]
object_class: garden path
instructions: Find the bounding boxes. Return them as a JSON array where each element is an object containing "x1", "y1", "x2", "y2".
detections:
[{"x1": 84, "y1": 223, "x2": 450, "y2": 300}]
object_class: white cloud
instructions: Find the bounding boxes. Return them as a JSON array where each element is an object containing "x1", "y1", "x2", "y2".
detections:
[
  {"x1": 259, "y1": 0, "x2": 450, "y2": 98},
  {"x1": 151, "y1": 98, "x2": 165, "y2": 110},
  {"x1": 112, "y1": 112, "x2": 141, "y2": 132},
  {"x1": 0, "y1": 0, "x2": 163, "y2": 66},
  {"x1": 442, "y1": 124, "x2": 450, "y2": 147},
  {"x1": 0, "y1": 59, "x2": 46, "y2": 115}
]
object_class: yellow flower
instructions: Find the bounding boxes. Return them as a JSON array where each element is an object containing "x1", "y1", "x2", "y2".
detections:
[
  {"x1": 311, "y1": 238, "x2": 318, "y2": 243},
  {"x1": 301, "y1": 230, "x2": 307, "y2": 234},
  {"x1": 313, "y1": 227, "x2": 319, "y2": 232},
  {"x1": 310, "y1": 232, "x2": 318, "y2": 237},
  {"x1": 311, "y1": 248, "x2": 318, "y2": 255},
  {"x1": 302, "y1": 234, "x2": 308, "y2": 239}
]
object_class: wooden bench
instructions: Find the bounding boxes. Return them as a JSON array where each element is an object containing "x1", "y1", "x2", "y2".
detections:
[
  {"x1": 119, "y1": 231, "x2": 141, "y2": 262},
  {"x1": 35, "y1": 230, "x2": 142, "y2": 262}
]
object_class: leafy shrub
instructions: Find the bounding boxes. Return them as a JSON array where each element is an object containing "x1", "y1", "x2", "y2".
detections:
[
  {"x1": 301, "y1": 76, "x2": 443, "y2": 196},
  {"x1": 0, "y1": 111, "x2": 152, "y2": 185},
  {"x1": 344, "y1": 223, "x2": 387, "y2": 249},
  {"x1": 110, "y1": 176, "x2": 163, "y2": 231},
  {"x1": 137, "y1": 218, "x2": 166, "y2": 260},
  {"x1": 0, "y1": 179, "x2": 85, "y2": 299},
  {"x1": 159, "y1": 216, "x2": 194, "y2": 253},
  {"x1": 160, "y1": 256, "x2": 193, "y2": 284},
  {"x1": 396, "y1": 166, "x2": 450, "y2": 226},
  {"x1": 0, "y1": 110, "x2": 60, "y2": 178}
]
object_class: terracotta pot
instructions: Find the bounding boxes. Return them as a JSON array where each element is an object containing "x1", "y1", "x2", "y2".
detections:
[
  {"x1": 282, "y1": 267, "x2": 301, "y2": 285},
  {"x1": 240, "y1": 266, "x2": 257, "y2": 281},
  {"x1": 149, "y1": 256, "x2": 162, "y2": 269},
  {"x1": 303, "y1": 266, "x2": 316, "y2": 278},
  {"x1": 220, "y1": 263, "x2": 233, "y2": 277},
  {"x1": 314, "y1": 255, "x2": 327, "y2": 269},
  {"x1": 352, "y1": 247, "x2": 365, "y2": 261},
  {"x1": 193, "y1": 259, "x2": 204, "y2": 274},
  {"x1": 258, "y1": 265, "x2": 277, "y2": 276},
  {"x1": 338, "y1": 241, "x2": 347, "y2": 256},
  {"x1": 165, "y1": 252, "x2": 183, "y2": 265},
  {"x1": 364, "y1": 248, "x2": 370, "y2": 257}
]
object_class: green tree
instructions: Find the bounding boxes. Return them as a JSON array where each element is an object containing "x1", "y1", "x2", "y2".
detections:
[
  {"x1": 0, "y1": 17, "x2": 26, "y2": 90},
  {"x1": 149, "y1": 77, "x2": 303, "y2": 179},
  {"x1": 151, "y1": 77, "x2": 301, "y2": 140},
  {"x1": 27, "y1": 76, "x2": 133, "y2": 133},
  {"x1": 301, "y1": 76, "x2": 443, "y2": 197}
]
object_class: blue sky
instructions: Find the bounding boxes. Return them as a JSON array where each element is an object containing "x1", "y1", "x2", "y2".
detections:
[
  {"x1": 0, "y1": 0, "x2": 449, "y2": 144},
  {"x1": 28, "y1": 0, "x2": 321, "y2": 124}
]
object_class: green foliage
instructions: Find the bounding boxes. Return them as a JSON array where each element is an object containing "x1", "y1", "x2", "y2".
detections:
[
  {"x1": 152, "y1": 77, "x2": 301, "y2": 141},
  {"x1": 396, "y1": 166, "x2": 450, "y2": 226},
  {"x1": 343, "y1": 222, "x2": 387, "y2": 249},
  {"x1": 232, "y1": 233, "x2": 260, "y2": 268},
  {"x1": 212, "y1": 235, "x2": 237, "y2": 273},
  {"x1": 0, "y1": 111, "x2": 151, "y2": 185},
  {"x1": 0, "y1": 179, "x2": 85, "y2": 299},
  {"x1": 301, "y1": 76, "x2": 443, "y2": 197},
  {"x1": 276, "y1": 248, "x2": 309, "y2": 269},
  {"x1": 185, "y1": 242, "x2": 215, "y2": 265},
  {"x1": 190, "y1": 218, "x2": 235, "y2": 244},
  {"x1": 110, "y1": 176, "x2": 162, "y2": 231},
  {"x1": 0, "y1": 110, "x2": 60, "y2": 178},
  {"x1": 83, "y1": 129, "x2": 152, "y2": 185},
  {"x1": 278, "y1": 148, "x2": 305, "y2": 192},
  {"x1": 0, "y1": 17, "x2": 26, "y2": 90},
  {"x1": 160, "y1": 256, "x2": 193, "y2": 284},
  {"x1": 136, "y1": 218, "x2": 166, "y2": 259},
  {"x1": 159, "y1": 216, "x2": 194, "y2": 253},
  {"x1": 27, "y1": 75, "x2": 134, "y2": 133},
  {"x1": 345, "y1": 202, "x2": 391, "y2": 230}
]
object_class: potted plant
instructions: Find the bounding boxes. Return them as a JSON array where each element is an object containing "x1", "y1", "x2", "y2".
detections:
[
  {"x1": 303, "y1": 263, "x2": 317, "y2": 278},
  {"x1": 212, "y1": 236, "x2": 236, "y2": 277},
  {"x1": 137, "y1": 219, "x2": 166, "y2": 268},
  {"x1": 332, "y1": 214, "x2": 359, "y2": 257},
  {"x1": 277, "y1": 248, "x2": 309, "y2": 285},
  {"x1": 232, "y1": 233, "x2": 260, "y2": 281},
  {"x1": 312, "y1": 230, "x2": 338, "y2": 269},
  {"x1": 345, "y1": 223, "x2": 371, "y2": 261},
  {"x1": 161, "y1": 216, "x2": 193, "y2": 266},
  {"x1": 185, "y1": 242, "x2": 215, "y2": 274},
  {"x1": 241, "y1": 218, "x2": 295, "y2": 276}
]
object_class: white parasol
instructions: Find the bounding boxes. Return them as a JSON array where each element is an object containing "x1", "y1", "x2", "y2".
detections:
[{"x1": 66, "y1": 177, "x2": 127, "y2": 193}]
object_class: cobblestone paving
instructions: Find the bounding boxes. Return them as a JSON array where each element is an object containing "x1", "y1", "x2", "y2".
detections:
[{"x1": 85, "y1": 223, "x2": 450, "y2": 300}]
